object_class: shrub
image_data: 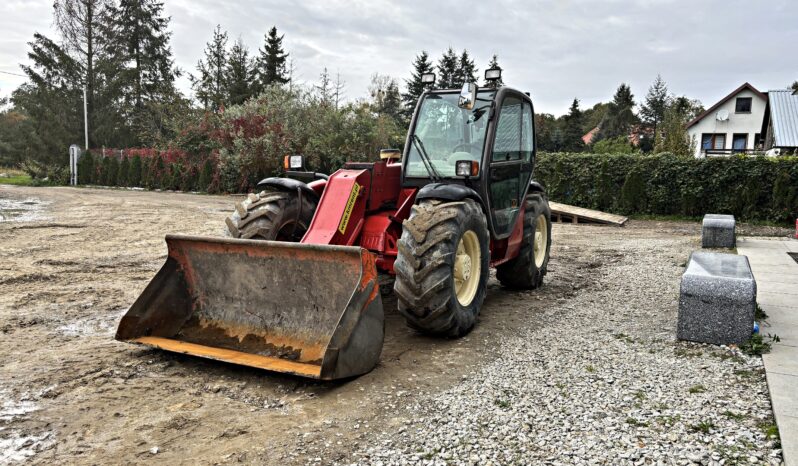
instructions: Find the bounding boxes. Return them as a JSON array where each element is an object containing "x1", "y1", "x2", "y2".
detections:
[
  {"x1": 106, "y1": 157, "x2": 119, "y2": 186},
  {"x1": 77, "y1": 151, "x2": 95, "y2": 185},
  {"x1": 129, "y1": 155, "x2": 142, "y2": 187},
  {"x1": 117, "y1": 156, "x2": 129, "y2": 187},
  {"x1": 198, "y1": 158, "x2": 214, "y2": 192},
  {"x1": 534, "y1": 152, "x2": 798, "y2": 224}
]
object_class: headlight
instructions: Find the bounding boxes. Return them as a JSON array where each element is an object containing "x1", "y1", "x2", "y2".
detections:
[
  {"x1": 284, "y1": 155, "x2": 304, "y2": 170},
  {"x1": 456, "y1": 160, "x2": 479, "y2": 177}
]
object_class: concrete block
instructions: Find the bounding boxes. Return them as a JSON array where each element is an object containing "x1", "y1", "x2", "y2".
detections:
[
  {"x1": 678, "y1": 252, "x2": 756, "y2": 346},
  {"x1": 702, "y1": 214, "x2": 736, "y2": 248}
]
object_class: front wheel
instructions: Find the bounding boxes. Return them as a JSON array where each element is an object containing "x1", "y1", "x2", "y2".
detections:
[
  {"x1": 496, "y1": 193, "x2": 552, "y2": 289},
  {"x1": 393, "y1": 198, "x2": 490, "y2": 337}
]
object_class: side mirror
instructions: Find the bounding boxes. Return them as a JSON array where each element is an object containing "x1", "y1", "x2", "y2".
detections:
[{"x1": 458, "y1": 82, "x2": 477, "y2": 110}]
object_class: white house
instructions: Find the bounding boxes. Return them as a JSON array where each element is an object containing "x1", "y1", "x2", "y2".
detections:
[{"x1": 685, "y1": 83, "x2": 767, "y2": 158}]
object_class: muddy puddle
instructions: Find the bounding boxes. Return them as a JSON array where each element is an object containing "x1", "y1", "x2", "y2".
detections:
[
  {"x1": 0, "y1": 390, "x2": 53, "y2": 463},
  {"x1": 0, "y1": 197, "x2": 50, "y2": 222}
]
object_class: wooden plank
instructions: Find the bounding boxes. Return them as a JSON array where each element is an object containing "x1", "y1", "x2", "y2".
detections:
[{"x1": 548, "y1": 201, "x2": 628, "y2": 226}]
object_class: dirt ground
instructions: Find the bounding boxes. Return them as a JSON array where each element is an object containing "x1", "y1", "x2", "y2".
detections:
[{"x1": 0, "y1": 185, "x2": 790, "y2": 465}]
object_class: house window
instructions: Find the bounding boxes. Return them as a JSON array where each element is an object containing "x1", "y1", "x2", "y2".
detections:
[
  {"x1": 735, "y1": 97, "x2": 752, "y2": 113},
  {"x1": 732, "y1": 134, "x2": 747, "y2": 152},
  {"x1": 701, "y1": 133, "x2": 726, "y2": 151}
]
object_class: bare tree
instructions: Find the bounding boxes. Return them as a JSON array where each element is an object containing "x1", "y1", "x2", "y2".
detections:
[
  {"x1": 53, "y1": 0, "x2": 111, "y2": 146},
  {"x1": 314, "y1": 67, "x2": 331, "y2": 104},
  {"x1": 333, "y1": 71, "x2": 345, "y2": 109}
]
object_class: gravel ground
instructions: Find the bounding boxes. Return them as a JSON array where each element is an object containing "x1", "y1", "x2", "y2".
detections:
[
  {"x1": 0, "y1": 186, "x2": 785, "y2": 465},
  {"x1": 350, "y1": 232, "x2": 782, "y2": 465}
]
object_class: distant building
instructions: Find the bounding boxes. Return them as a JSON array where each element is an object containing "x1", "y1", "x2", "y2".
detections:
[
  {"x1": 685, "y1": 83, "x2": 767, "y2": 158},
  {"x1": 582, "y1": 126, "x2": 600, "y2": 145},
  {"x1": 760, "y1": 89, "x2": 798, "y2": 155}
]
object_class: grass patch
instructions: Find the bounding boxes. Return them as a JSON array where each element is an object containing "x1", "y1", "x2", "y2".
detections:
[
  {"x1": 688, "y1": 384, "x2": 706, "y2": 394},
  {"x1": 625, "y1": 417, "x2": 649, "y2": 427},
  {"x1": 741, "y1": 333, "x2": 780, "y2": 356},
  {"x1": 585, "y1": 365, "x2": 596, "y2": 373},
  {"x1": 674, "y1": 347, "x2": 703, "y2": 358},
  {"x1": 733, "y1": 369, "x2": 755, "y2": 379},
  {"x1": 755, "y1": 304, "x2": 768, "y2": 321},
  {"x1": 633, "y1": 390, "x2": 646, "y2": 401},
  {"x1": 494, "y1": 399, "x2": 510, "y2": 409},
  {"x1": 613, "y1": 333, "x2": 635, "y2": 344},
  {"x1": 723, "y1": 410, "x2": 747, "y2": 421},
  {"x1": 690, "y1": 420, "x2": 715, "y2": 434},
  {"x1": 0, "y1": 174, "x2": 35, "y2": 186},
  {"x1": 758, "y1": 420, "x2": 781, "y2": 447}
]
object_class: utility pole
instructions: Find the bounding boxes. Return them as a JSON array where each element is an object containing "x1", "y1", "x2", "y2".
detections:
[{"x1": 83, "y1": 85, "x2": 89, "y2": 150}]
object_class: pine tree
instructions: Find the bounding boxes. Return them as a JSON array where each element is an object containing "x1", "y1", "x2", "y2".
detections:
[
  {"x1": 256, "y1": 26, "x2": 289, "y2": 88},
  {"x1": 485, "y1": 54, "x2": 504, "y2": 88},
  {"x1": 226, "y1": 38, "x2": 256, "y2": 105},
  {"x1": 562, "y1": 98, "x2": 586, "y2": 152},
  {"x1": 191, "y1": 25, "x2": 229, "y2": 111},
  {"x1": 402, "y1": 51, "x2": 434, "y2": 121},
  {"x1": 369, "y1": 73, "x2": 402, "y2": 123},
  {"x1": 109, "y1": 0, "x2": 179, "y2": 144},
  {"x1": 455, "y1": 50, "x2": 477, "y2": 87},
  {"x1": 534, "y1": 113, "x2": 558, "y2": 151},
  {"x1": 639, "y1": 75, "x2": 669, "y2": 139},
  {"x1": 436, "y1": 47, "x2": 459, "y2": 89},
  {"x1": 670, "y1": 96, "x2": 704, "y2": 121},
  {"x1": 14, "y1": 33, "x2": 84, "y2": 173},
  {"x1": 598, "y1": 83, "x2": 638, "y2": 140}
]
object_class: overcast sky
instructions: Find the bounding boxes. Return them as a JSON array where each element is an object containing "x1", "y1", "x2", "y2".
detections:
[{"x1": 1, "y1": 0, "x2": 796, "y2": 115}]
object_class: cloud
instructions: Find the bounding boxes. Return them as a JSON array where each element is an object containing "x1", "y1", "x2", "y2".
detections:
[{"x1": 1, "y1": 0, "x2": 796, "y2": 115}]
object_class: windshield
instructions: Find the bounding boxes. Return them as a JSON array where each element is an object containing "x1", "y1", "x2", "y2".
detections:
[{"x1": 406, "y1": 90, "x2": 496, "y2": 177}]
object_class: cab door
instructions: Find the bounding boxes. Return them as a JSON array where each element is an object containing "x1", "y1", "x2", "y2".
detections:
[{"x1": 487, "y1": 94, "x2": 535, "y2": 238}]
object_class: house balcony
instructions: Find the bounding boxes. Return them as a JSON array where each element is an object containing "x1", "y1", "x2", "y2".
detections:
[{"x1": 702, "y1": 148, "x2": 767, "y2": 157}]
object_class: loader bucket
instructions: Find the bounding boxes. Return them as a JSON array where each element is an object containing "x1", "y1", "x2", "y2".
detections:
[{"x1": 115, "y1": 234, "x2": 384, "y2": 380}]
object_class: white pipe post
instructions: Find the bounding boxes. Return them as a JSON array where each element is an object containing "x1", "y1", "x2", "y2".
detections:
[{"x1": 83, "y1": 85, "x2": 89, "y2": 150}]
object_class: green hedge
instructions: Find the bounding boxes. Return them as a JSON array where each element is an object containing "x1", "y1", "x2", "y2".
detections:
[{"x1": 534, "y1": 152, "x2": 798, "y2": 224}]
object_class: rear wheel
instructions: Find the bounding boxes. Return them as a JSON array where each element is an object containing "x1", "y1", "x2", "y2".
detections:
[
  {"x1": 393, "y1": 199, "x2": 489, "y2": 337},
  {"x1": 225, "y1": 189, "x2": 318, "y2": 241},
  {"x1": 496, "y1": 193, "x2": 552, "y2": 289}
]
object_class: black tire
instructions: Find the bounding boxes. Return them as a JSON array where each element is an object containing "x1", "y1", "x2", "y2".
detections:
[
  {"x1": 393, "y1": 198, "x2": 490, "y2": 337},
  {"x1": 496, "y1": 193, "x2": 552, "y2": 289},
  {"x1": 225, "y1": 189, "x2": 318, "y2": 241}
]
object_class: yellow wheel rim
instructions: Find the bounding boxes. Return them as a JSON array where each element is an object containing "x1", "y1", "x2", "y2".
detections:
[
  {"x1": 454, "y1": 230, "x2": 481, "y2": 306},
  {"x1": 534, "y1": 214, "x2": 548, "y2": 268}
]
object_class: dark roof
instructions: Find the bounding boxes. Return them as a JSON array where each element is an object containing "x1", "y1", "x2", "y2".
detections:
[{"x1": 685, "y1": 82, "x2": 766, "y2": 129}]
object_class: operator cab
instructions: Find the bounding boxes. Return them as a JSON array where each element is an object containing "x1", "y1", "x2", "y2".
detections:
[{"x1": 402, "y1": 68, "x2": 536, "y2": 239}]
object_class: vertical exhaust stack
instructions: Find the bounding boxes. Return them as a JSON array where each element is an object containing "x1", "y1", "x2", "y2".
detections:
[{"x1": 116, "y1": 235, "x2": 384, "y2": 380}]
